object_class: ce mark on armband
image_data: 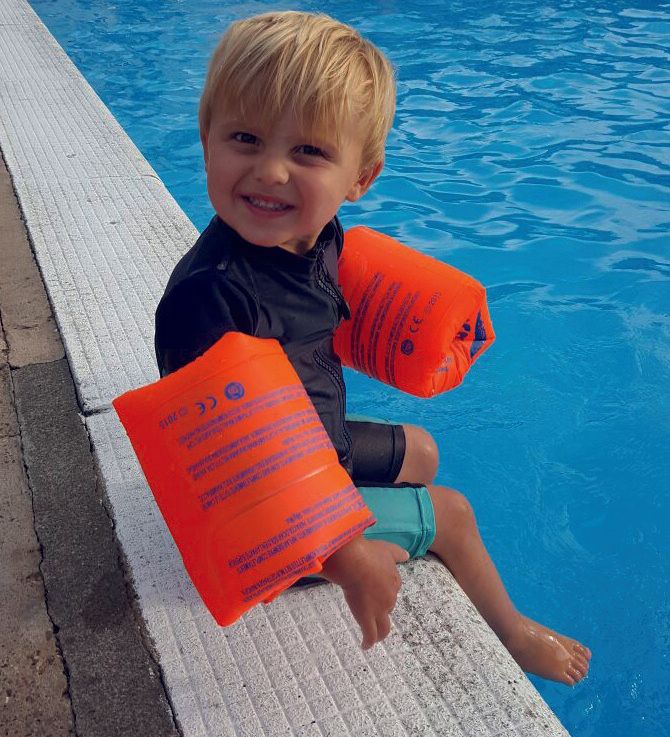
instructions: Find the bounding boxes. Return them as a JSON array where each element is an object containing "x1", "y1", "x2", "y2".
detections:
[
  {"x1": 409, "y1": 316, "x2": 423, "y2": 334},
  {"x1": 194, "y1": 382, "x2": 245, "y2": 416},
  {"x1": 195, "y1": 395, "x2": 218, "y2": 415}
]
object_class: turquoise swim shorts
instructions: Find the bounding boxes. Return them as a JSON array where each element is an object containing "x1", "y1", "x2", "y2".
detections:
[{"x1": 357, "y1": 482, "x2": 436, "y2": 558}]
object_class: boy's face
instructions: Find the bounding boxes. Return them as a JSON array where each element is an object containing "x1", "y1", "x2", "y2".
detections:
[{"x1": 202, "y1": 107, "x2": 381, "y2": 254}]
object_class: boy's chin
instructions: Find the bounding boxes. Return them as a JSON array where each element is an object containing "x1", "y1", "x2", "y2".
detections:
[
  {"x1": 216, "y1": 212, "x2": 319, "y2": 253},
  {"x1": 220, "y1": 217, "x2": 279, "y2": 248}
]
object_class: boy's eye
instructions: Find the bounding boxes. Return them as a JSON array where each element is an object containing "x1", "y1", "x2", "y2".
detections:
[
  {"x1": 232, "y1": 131, "x2": 258, "y2": 145},
  {"x1": 296, "y1": 144, "x2": 328, "y2": 158}
]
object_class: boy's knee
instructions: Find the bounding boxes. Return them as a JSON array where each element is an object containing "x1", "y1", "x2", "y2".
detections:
[
  {"x1": 428, "y1": 485, "x2": 475, "y2": 533},
  {"x1": 399, "y1": 425, "x2": 439, "y2": 484}
]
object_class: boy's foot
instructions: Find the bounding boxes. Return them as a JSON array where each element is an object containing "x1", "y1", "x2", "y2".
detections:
[{"x1": 504, "y1": 615, "x2": 592, "y2": 686}]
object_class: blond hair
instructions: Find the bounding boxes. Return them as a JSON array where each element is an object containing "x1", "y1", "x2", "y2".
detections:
[{"x1": 199, "y1": 11, "x2": 396, "y2": 167}]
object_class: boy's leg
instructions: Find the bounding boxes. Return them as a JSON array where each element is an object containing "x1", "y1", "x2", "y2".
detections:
[
  {"x1": 427, "y1": 485, "x2": 591, "y2": 686},
  {"x1": 395, "y1": 424, "x2": 439, "y2": 485},
  {"x1": 344, "y1": 419, "x2": 592, "y2": 685},
  {"x1": 345, "y1": 415, "x2": 439, "y2": 486}
]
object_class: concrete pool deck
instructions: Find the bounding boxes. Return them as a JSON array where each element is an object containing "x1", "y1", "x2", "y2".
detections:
[{"x1": 0, "y1": 1, "x2": 570, "y2": 735}]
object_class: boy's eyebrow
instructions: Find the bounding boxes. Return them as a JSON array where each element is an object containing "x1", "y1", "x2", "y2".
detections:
[
  {"x1": 299, "y1": 124, "x2": 343, "y2": 148},
  {"x1": 216, "y1": 117, "x2": 256, "y2": 129}
]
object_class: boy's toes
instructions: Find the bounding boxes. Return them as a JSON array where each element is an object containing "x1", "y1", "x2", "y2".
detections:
[
  {"x1": 575, "y1": 649, "x2": 590, "y2": 666},
  {"x1": 571, "y1": 645, "x2": 591, "y2": 672},
  {"x1": 512, "y1": 617, "x2": 591, "y2": 686},
  {"x1": 568, "y1": 652, "x2": 589, "y2": 682},
  {"x1": 561, "y1": 635, "x2": 591, "y2": 660},
  {"x1": 564, "y1": 666, "x2": 580, "y2": 686},
  {"x1": 575, "y1": 643, "x2": 592, "y2": 660}
]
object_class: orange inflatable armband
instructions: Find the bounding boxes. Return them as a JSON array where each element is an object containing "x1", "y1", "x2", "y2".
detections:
[
  {"x1": 334, "y1": 227, "x2": 495, "y2": 397},
  {"x1": 112, "y1": 332, "x2": 374, "y2": 626}
]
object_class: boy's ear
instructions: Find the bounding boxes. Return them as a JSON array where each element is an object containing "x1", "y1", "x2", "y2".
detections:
[{"x1": 346, "y1": 161, "x2": 383, "y2": 202}]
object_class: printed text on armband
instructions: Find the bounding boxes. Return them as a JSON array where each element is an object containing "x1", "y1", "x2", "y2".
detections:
[
  {"x1": 351, "y1": 271, "x2": 383, "y2": 371},
  {"x1": 186, "y1": 409, "x2": 319, "y2": 478},
  {"x1": 239, "y1": 516, "x2": 373, "y2": 601},
  {"x1": 194, "y1": 428, "x2": 328, "y2": 493},
  {"x1": 368, "y1": 281, "x2": 401, "y2": 379},
  {"x1": 386, "y1": 290, "x2": 419, "y2": 385},
  {"x1": 198, "y1": 434, "x2": 333, "y2": 510},
  {"x1": 236, "y1": 501, "x2": 360, "y2": 575},
  {"x1": 227, "y1": 484, "x2": 358, "y2": 568},
  {"x1": 234, "y1": 496, "x2": 366, "y2": 575},
  {"x1": 296, "y1": 486, "x2": 362, "y2": 531},
  {"x1": 177, "y1": 385, "x2": 306, "y2": 449}
]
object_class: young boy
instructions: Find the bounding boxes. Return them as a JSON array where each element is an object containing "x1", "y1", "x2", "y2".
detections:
[{"x1": 154, "y1": 11, "x2": 591, "y2": 686}]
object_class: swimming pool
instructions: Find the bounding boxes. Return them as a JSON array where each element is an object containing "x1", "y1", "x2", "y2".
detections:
[{"x1": 27, "y1": 0, "x2": 670, "y2": 734}]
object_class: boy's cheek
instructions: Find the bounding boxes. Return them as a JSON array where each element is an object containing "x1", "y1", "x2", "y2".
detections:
[
  {"x1": 205, "y1": 183, "x2": 230, "y2": 221},
  {"x1": 206, "y1": 170, "x2": 230, "y2": 199}
]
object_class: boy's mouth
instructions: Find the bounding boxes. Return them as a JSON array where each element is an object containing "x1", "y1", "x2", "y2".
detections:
[{"x1": 242, "y1": 194, "x2": 293, "y2": 213}]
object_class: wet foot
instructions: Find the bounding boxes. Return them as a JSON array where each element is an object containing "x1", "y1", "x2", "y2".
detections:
[{"x1": 504, "y1": 615, "x2": 592, "y2": 686}]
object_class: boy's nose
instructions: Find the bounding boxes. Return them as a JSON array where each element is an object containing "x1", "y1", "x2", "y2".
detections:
[{"x1": 253, "y1": 155, "x2": 289, "y2": 186}]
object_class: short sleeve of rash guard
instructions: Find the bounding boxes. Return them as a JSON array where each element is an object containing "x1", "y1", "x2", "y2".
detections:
[{"x1": 154, "y1": 272, "x2": 256, "y2": 377}]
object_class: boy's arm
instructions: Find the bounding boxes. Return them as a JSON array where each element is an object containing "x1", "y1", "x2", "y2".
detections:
[{"x1": 321, "y1": 536, "x2": 409, "y2": 649}]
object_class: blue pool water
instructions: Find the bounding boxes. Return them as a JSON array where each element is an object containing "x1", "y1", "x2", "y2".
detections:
[{"x1": 29, "y1": 1, "x2": 670, "y2": 734}]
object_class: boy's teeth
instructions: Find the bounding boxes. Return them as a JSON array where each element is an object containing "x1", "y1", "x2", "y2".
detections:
[{"x1": 247, "y1": 196, "x2": 289, "y2": 211}]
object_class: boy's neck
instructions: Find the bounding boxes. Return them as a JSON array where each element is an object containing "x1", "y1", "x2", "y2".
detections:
[{"x1": 278, "y1": 236, "x2": 318, "y2": 256}]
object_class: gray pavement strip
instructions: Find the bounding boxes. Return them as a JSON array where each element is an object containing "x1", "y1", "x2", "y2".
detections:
[
  {"x1": 12, "y1": 358, "x2": 179, "y2": 737},
  {"x1": 0, "y1": 381, "x2": 75, "y2": 737}
]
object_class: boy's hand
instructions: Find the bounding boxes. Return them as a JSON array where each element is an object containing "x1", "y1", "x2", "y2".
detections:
[{"x1": 321, "y1": 536, "x2": 409, "y2": 649}]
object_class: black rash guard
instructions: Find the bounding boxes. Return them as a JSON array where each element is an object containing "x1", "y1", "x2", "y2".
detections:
[{"x1": 154, "y1": 215, "x2": 355, "y2": 474}]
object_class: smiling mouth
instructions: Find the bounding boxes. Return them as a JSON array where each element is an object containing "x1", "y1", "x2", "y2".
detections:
[{"x1": 242, "y1": 195, "x2": 293, "y2": 212}]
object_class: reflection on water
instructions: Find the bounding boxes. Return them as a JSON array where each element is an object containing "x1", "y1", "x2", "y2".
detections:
[{"x1": 29, "y1": 0, "x2": 670, "y2": 734}]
